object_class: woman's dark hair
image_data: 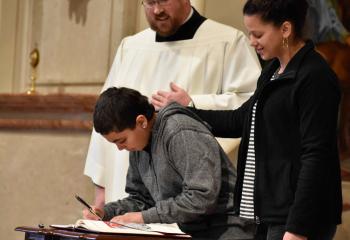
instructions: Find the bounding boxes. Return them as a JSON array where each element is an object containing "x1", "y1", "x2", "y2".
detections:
[
  {"x1": 93, "y1": 87, "x2": 155, "y2": 135},
  {"x1": 243, "y1": 0, "x2": 309, "y2": 39}
]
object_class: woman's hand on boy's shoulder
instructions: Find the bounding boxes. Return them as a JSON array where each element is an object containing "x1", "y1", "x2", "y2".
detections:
[{"x1": 283, "y1": 232, "x2": 307, "y2": 240}]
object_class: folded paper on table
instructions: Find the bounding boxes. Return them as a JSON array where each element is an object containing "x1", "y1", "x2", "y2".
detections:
[{"x1": 50, "y1": 219, "x2": 189, "y2": 237}]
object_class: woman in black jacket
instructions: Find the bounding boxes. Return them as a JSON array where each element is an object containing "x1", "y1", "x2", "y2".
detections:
[{"x1": 192, "y1": 0, "x2": 342, "y2": 239}]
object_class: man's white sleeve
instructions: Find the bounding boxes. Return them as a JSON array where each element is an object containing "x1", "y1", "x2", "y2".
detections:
[
  {"x1": 191, "y1": 31, "x2": 261, "y2": 110},
  {"x1": 83, "y1": 40, "x2": 125, "y2": 187}
]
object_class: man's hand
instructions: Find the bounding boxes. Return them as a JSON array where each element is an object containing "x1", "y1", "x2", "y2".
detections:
[
  {"x1": 151, "y1": 82, "x2": 192, "y2": 110},
  {"x1": 111, "y1": 212, "x2": 144, "y2": 224},
  {"x1": 283, "y1": 232, "x2": 307, "y2": 240},
  {"x1": 82, "y1": 206, "x2": 104, "y2": 220}
]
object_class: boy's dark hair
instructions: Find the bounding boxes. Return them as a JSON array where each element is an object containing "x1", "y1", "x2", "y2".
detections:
[
  {"x1": 243, "y1": 0, "x2": 309, "y2": 39},
  {"x1": 93, "y1": 87, "x2": 155, "y2": 135}
]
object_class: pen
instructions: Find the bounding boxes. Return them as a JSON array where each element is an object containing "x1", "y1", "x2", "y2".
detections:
[{"x1": 75, "y1": 194, "x2": 102, "y2": 220}]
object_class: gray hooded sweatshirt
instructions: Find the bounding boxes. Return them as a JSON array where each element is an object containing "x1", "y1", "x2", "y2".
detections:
[{"x1": 103, "y1": 103, "x2": 254, "y2": 239}]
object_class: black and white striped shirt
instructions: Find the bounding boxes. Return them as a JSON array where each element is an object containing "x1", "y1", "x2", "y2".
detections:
[
  {"x1": 239, "y1": 71, "x2": 279, "y2": 220},
  {"x1": 239, "y1": 102, "x2": 257, "y2": 219}
]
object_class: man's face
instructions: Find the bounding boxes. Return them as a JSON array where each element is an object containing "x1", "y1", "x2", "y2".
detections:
[
  {"x1": 103, "y1": 126, "x2": 150, "y2": 152},
  {"x1": 143, "y1": 0, "x2": 191, "y2": 37}
]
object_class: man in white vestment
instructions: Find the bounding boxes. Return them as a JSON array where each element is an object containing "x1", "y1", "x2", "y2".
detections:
[{"x1": 84, "y1": 0, "x2": 261, "y2": 208}]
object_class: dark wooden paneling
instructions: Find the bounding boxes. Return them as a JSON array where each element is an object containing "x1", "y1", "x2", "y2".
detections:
[{"x1": 0, "y1": 94, "x2": 98, "y2": 130}]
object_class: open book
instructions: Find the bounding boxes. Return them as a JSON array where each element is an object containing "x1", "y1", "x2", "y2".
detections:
[{"x1": 50, "y1": 219, "x2": 190, "y2": 237}]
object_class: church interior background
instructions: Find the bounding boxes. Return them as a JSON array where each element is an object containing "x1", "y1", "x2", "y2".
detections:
[{"x1": 0, "y1": 0, "x2": 349, "y2": 239}]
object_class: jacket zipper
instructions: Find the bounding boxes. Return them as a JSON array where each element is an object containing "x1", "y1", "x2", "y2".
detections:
[{"x1": 251, "y1": 75, "x2": 293, "y2": 225}]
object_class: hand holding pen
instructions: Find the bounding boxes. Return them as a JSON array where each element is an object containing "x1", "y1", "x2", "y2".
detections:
[
  {"x1": 75, "y1": 194, "x2": 151, "y2": 231},
  {"x1": 75, "y1": 194, "x2": 104, "y2": 221}
]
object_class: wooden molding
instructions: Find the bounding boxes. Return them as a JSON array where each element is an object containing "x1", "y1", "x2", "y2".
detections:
[{"x1": 0, "y1": 93, "x2": 98, "y2": 130}]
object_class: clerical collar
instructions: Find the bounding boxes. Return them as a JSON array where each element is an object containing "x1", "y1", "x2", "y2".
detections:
[
  {"x1": 155, "y1": 8, "x2": 207, "y2": 42},
  {"x1": 184, "y1": 8, "x2": 194, "y2": 22}
]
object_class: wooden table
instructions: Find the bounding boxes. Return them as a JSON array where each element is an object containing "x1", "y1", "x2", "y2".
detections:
[{"x1": 15, "y1": 226, "x2": 191, "y2": 240}]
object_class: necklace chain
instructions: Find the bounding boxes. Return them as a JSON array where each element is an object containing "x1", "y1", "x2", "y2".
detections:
[{"x1": 271, "y1": 67, "x2": 280, "y2": 80}]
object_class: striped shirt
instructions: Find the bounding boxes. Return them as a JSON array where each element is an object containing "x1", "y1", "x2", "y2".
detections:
[
  {"x1": 239, "y1": 71, "x2": 279, "y2": 220},
  {"x1": 239, "y1": 102, "x2": 257, "y2": 220}
]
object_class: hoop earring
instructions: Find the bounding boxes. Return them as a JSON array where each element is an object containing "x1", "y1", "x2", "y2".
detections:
[{"x1": 282, "y1": 38, "x2": 289, "y2": 48}]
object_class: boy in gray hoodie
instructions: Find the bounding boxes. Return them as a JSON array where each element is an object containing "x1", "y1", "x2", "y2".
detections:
[{"x1": 85, "y1": 87, "x2": 254, "y2": 240}]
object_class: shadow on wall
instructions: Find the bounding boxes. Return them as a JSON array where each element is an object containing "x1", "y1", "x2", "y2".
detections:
[{"x1": 67, "y1": 0, "x2": 90, "y2": 25}]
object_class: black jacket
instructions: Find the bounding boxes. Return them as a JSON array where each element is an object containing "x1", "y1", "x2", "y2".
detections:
[{"x1": 192, "y1": 41, "x2": 342, "y2": 237}]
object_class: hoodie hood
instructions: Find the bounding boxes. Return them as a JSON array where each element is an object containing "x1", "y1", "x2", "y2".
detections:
[{"x1": 153, "y1": 102, "x2": 211, "y2": 134}]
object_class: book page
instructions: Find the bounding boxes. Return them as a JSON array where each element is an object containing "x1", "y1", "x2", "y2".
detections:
[
  {"x1": 76, "y1": 220, "x2": 160, "y2": 235},
  {"x1": 147, "y1": 223, "x2": 185, "y2": 235},
  {"x1": 50, "y1": 224, "x2": 75, "y2": 229},
  {"x1": 52, "y1": 220, "x2": 187, "y2": 236}
]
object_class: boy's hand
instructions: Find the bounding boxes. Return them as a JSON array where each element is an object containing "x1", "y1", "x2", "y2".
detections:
[
  {"x1": 82, "y1": 206, "x2": 104, "y2": 220},
  {"x1": 111, "y1": 212, "x2": 144, "y2": 224}
]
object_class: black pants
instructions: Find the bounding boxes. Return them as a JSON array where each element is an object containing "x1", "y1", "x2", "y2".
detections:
[{"x1": 254, "y1": 223, "x2": 337, "y2": 240}]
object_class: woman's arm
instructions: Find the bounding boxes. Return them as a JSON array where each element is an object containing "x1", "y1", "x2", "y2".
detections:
[
  {"x1": 285, "y1": 65, "x2": 341, "y2": 235},
  {"x1": 190, "y1": 96, "x2": 253, "y2": 138}
]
